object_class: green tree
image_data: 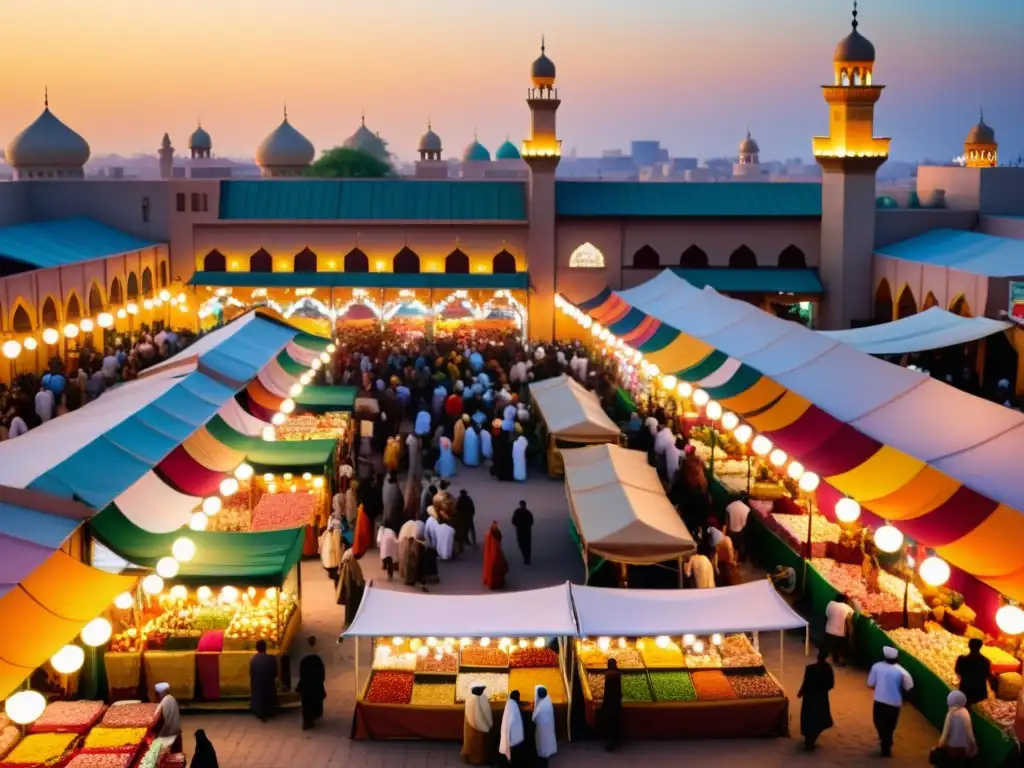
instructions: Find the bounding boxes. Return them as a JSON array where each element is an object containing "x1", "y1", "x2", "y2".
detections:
[{"x1": 305, "y1": 147, "x2": 392, "y2": 178}]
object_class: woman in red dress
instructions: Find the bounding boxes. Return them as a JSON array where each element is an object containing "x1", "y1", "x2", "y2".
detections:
[
  {"x1": 482, "y1": 522, "x2": 509, "y2": 590},
  {"x1": 352, "y1": 504, "x2": 373, "y2": 558}
]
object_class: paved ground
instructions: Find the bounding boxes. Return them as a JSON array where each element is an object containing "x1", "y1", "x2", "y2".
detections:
[{"x1": 181, "y1": 466, "x2": 939, "y2": 767}]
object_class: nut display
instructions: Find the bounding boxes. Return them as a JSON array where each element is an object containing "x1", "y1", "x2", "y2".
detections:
[
  {"x1": 509, "y1": 647, "x2": 559, "y2": 668},
  {"x1": 727, "y1": 673, "x2": 784, "y2": 699},
  {"x1": 64, "y1": 754, "x2": 134, "y2": 768},
  {"x1": 620, "y1": 673, "x2": 653, "y2": 702},
  {"x1": 577, "y1": 642, "x2": 643, "y2": 669},
  {"x1": 648, "y1": 671, "x2": 697, "y2": 702},
  {"x1": 509, "y1": 668, "x2": 567, "y2": 703},
  {"x1": 977, "y1": 698, "x2": 1016, "y2": 732},
  {"x1": 99, "y1": 704, "x2": 159, "y2": 729},
  {"x1": 587, "y1": 672, "x2": 606, "y2": 700},
  {"x1": 455, "y1": 672, "x2": 509, "y2": 702},
  {"x1": 365, "y1": 671, "x2": 414, "y2": 704},
  {"x1": 460, "y1": 647, "x2": 509, "y2": 668},
  {"x1": 683, "y1": 647, "x2": 723, "y2": 669},
  {"x1": 410, "y1": 682, "x2": 456, "y2": 706},
  {"x1": 372, "y1": 643, "x2": 417, "y2": 671},
  {"x1": 415, "y1": 650, "x2": 459, "y2": 674},
  {"x1": 31, "y1": 701, "x2": 107, "y2": 732},
  {"x1": 691, "y1": 670, "x2": 736, "y2": 701}
]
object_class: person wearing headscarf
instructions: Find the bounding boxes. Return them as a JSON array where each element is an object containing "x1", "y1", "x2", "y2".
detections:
[
  {"x1": 499, "y1": 690, "x2": 526, "y2": 766},
  {"x1": 351, "y1": 502, "x2": 373, "y2": 559},
  {"x1": 463, "y1": 424, "x2": 482, "y2": 467},
  {"x1": 249, "y1": 639, "x2": 278, "y2": 721},
  {"x1": 296, "y1": 636, "x2": 326, "y2": 730},
  {"x1": 480, "y1": 424, "x2": 493, "y2": 461},
  {"x1": 434, "y1": 510, "x2": 456, "y2": 561},
  {"x1": 453, "y1": 413, "x2": 468, "y2": 456},
  {"x1": 415, "y1": 408, "x2": 432, "y2": 437},
  {"x1": 436, "y1": 437, "x2": 457, "y2": 478},
  {"x1": 344, "y1": 481, "x2": 359, "y2": 527},
  {"x1": 665, "y1": 436, "x2": 684, "y2": 486},
  {"x1": 461, "y1": 684, "x2": 493, "y2": 765},
  {"x1": 377, "y1": 525, "x2": 399, "y2": 579},
  {"x1": 383, "y1": 436, "x2": 402, "y2": 474},
  {"x1": 599, "y1": 658, "x2": 623, "y2": 752},
  {"x1": 797, "y1": 646, "x2": 834, "y2": 751},
  {"x1": 155, "y1": 682, "x2": 181, "y2": 739},
  {"x1": 319, "y1": 507, "x2": 343, "y2": 580},
  {"x1": 532, "y1": 685, "x2": 557, "y2": 765},
  {"x1": 512, "y1": 433, "x2": 528, "y2": 482},
  {"x1": 867, "y1": 646, "x2": 914, "y2": 758},
  {"x1": 482, "y1": 522, "x2": 509, "y2": 590},
  {"x1": 382, "y1": 473, "x2": 404, "y2": 532},
  {"x1": 455, "y1": 489, "x2": 477, "y2": 547},
  {"x1": 936, "y1": 690, "x2": 978, "y2": 761},
  {"x1": 336, "y1": 550, "x2": 366, "y2": 632},
  {"x1": 190, "y1": 729, "x2": 219, "y2": 768}
]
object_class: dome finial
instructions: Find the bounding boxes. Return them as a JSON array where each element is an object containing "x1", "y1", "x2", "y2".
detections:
[
  {"x1": 541, "y1": 35, "x2": 546, "y2": 55},
  {"x1": 283, "y1": 102, "x2": 288, "y2": 121},
  {"x1": 980, "y1": 105, "x2": 985, "y2": 123},
  {"x1": 44, "y1": 85, "x2": 49, "y2": 110},
  {"x1": 361, "y1": 109, "x2": 366, "y2": 127},
  {"x1": 851, "y1": 0, "x2": 858, "y2": 31},
  {"x1": 746, "y1": 123, "x2": 751, "y2": 139}
]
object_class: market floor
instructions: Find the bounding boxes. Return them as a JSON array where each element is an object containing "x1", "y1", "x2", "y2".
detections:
[{"x1": 181, "y1": 467, "x2": 940, "y2": 767}]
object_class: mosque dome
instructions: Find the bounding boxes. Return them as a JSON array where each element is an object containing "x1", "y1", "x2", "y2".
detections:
[
  {"x1": 418, "y1": 125, "x2": 442, "y2": 153},
  {"x1": 834, "y1": 4, "x2": 875, "y2": 62},
  {"x1": 189, "y1": 125, "x2": 212, "y2": 151},
  {"x1": 462, "y1": 140, "x2": 491, "y2": 163},
  {"x1": 531, "y1": 38, "x2": 556, "y2": 86},
  {"x1": 739, "y1": 131, "x2": 759, "y2": 155},
  {"x1": 966, "y1": 115, "x2": 996, "y2": 144},
  {"x1": 495, "y1": 139, "x2": 521, "y2": 160},
  {"x1": 5, "y1": 101, "x2": 90, "y2": 170},
  {"x1": 345, "y1": 119, "x2": 379, "y2": 151},
  {"x1": 255, "y1": 113, "x2": 315, "y2": 169}
]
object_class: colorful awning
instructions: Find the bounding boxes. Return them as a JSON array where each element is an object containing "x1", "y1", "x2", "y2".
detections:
[{"x1": 294, "y1": 385, "x2": 357, "y2": 413}]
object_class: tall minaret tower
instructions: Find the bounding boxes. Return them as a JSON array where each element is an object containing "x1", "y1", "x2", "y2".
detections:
[
  {"x1": 158, "y1": 133, "x2": 174, "y2": 180},
  {"x1": 522, "y1": 37, "x2": 561, "y2": 341},
  {"x1": 813, "y1": 2, "x2": 890, "y2": 329}
]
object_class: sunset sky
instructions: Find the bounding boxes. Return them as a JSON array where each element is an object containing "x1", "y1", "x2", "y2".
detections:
[{"x1": 0, "y1": 0, "x2": 1020, "y2": 163}]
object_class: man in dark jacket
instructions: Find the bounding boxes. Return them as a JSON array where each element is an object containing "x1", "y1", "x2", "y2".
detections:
[
  {"x1": 296, "y1": 636, "x2": 326, "y2": 730},
  {"x1": 456, "y1": 489, "x2": 477, "y2": 547},
  {"x1": 511, "y1": 501, "x2": 534, "y2": 565}
]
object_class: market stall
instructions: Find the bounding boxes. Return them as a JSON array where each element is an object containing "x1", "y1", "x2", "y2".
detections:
[
  {"x1": 343, "y1": 583, "x2": 578, "y2": 741},
  {"x1": 292, "y1": 385, "x2": 357, "y2": 416},
  {"x1": 528, "y1": 375, "x2": 621, "y2": 476},
  {"x1": 569, "y1": 581, "x2": 805, "y2": 740}
]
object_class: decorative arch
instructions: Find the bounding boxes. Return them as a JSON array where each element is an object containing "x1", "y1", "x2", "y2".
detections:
[
  {"x1": 950, "y1": 294, "x2": 973, "y2": 318},
  {"x1": 109, "y1": 277, "x2": 123, "y2": 305},
  {"x1": 728, "y1": 245, "x2": 758, "y2": 269},
  {"x1": 568, "y1": 242, "x2": 605, "y2": 269},
  {"x1": 679, "y1": 245, "x2": 709, "y2": 269},
  {"x1": 12, "y1": 303, "x2": 33, "y2": 333},
  {"x1": 141, "y1": 267, "x2": 154, "y2": 296},
  {"x1": 344, "y1": 248, "x2": 369, "y2": 273},
  {"x1": 42, "y1": 296, "x2": 59, "y2": 326},
  {"x1": 874, "y1": 279, "x2": 893, "y2": 323},
  {"x1": 632, "y1": 245, "x2": 660, "y2": 269},
  {"x1": 203, "y1": 250, "x2": 226, "y2": 272},
  {"x1": 159, "y1": 261, "x2": 168, "y2": 287},
  {"x1": 394, "y1": 247, "x2": 421, "y2": 274},
  {"x1": 66, "y1": 293, "x2": 82, "y2": 321},
  {"x1": 294, "y1": 247, "x2": 318, "y2": 273},
  {"x1": 88, "y1": 283, "x2": 104, "y2": 315},
  {"x1": 896, "y1": 285, "x2": 918, "y2": 319},
  {"x1": 445, "y1": 249, "x2": 469, "y2": 274},
  {"x1": 250, "y1": 249, "x2": 273, "y2": 273},
  {"x1": 922, "y1": 292, "x2": 939, "y2": 311},
  {"x1": 127, "y1": 272, "x2": 139, "y2": 300},
  {"x1": 493, "y1": 250, "x2": 516, "y2": 274},
  {"x1": 777, "y1": 245, "x2": 807, "y2": 269}
]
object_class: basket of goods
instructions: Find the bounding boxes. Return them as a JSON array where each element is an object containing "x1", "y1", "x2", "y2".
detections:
[
  {"x1": 727, "y1": 673, "x2": 784, "y2": 699},
  {"x1": 508, "y1": 669, "x2": 567, "y2": 703},
  {"x1": 459, "y1": 646, "x2": 509, "y2": 669},
  {"x1": 0, "y1": 733, "x2": 79, "y2": 766},
  {"x1": 29, "y1": 701, "x2": 107, "y2": 734},
  {"x1": 648, "y1": 671, "x2": 697, "y2": 702},
  {"x1": 455, "y1": 673, "x2": 509, "y2": 703},
  {"x1": 99, "y1": 704, "x2": 160, "y2": 730},
  {"x1": 410, "y1": 682, "x2": 456, "y2": 706},
  {"x1": 691, "y1": 670, "x2": 737, "y2": 701},
  {"x1": 509, "y1": 647, "x2": 558, "y2": 668},
  {"x1": 364, "y1": 671, "x2": 414, "y2": 704},
  {"x1": 620, "y1": 673, "x2": 653, "y2": 702}
]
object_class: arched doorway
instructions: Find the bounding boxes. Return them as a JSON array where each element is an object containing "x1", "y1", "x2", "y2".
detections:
[
  {"x1": 88, "y1": 284, "x2": 104, "y2": 315},
  {"x1": 294, "y1": 248, "x2": 318, "y2": 273},
  {"x1": 344, "y1": 249, "x2": 369, "y2": 273},
  {"x1": 896, "y1": 286, "x2": 918, "y2": 319},
  {"x1": 493, "y1": 250, "x2": 516, "y2": 274},
  {"x1": 445, "y1": 249, "x2": 469, "y2": 274},
  {"x1": 127, "y1": 273, "x2": 139, "y2": 300},
  {"x1": 250, "y1": 249, "x2": 273, "y2": 273},
  {"x1": 874, "y1": 280, "x2": 893, "y2": 323},
  {"x1": 142, "y1": 268, "x2": 153, "y2": 296},
  {"x1": 204, "y1": 250, "x2": 226, "y2": 272},
  {"x1": 42, "y1": 297, "x2": 59, "y2": 326},
  {"x1": 109, "y1": 278, "x2": 123, "y2": 305},
  {"x1": 394, "y1": 247, "x2": 421, "y2": 274},
  {"x1": 922, "y1": 292, "x2": 939, "y2": 311},
  {"x1": 950, "y1": 295, "x2": 973, "y2": 318},
  {"x1": 159, "y1": 261, "x2": 168, "y2": 287},
  {"x1": 728, "y1": 245, "x2": 757, "y2": 269},
  {"x1": 633, "y1": 245, "x2": 660, "y2": 269},
  {"x1": 12, "y1": 305, "x2": 32, "y2": 333},
  {"x1": 679, "y1": 245, "x2": 709, "y2": 268},
  {"x1": 778, "y1": 245, "x2": 807, "y2": 269},
  {"x1": 66, "y1": 294, "x2": 82, "y2": 321}
]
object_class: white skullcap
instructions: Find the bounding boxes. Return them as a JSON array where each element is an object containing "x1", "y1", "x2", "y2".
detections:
[
  {"x1": 155, "y1": 682, "x2": 171, "y2": 694},
  {"x1": 883, "y1": 646, "x2": 898, "y2": 660}
]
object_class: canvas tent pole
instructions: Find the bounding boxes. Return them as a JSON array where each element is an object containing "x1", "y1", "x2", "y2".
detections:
[{"x1": 779, "y1": 630, "x2": 784, "y2": 681}]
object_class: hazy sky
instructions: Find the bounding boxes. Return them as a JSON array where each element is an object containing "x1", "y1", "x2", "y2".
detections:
[{"x1": 0, "y1": 0, "x2": 1021, "y2": 163}]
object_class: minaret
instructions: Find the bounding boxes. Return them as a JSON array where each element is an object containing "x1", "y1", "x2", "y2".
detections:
[
  {"x1": 813, "y1": 2, "x2": 890, "y2": 329},
  {"x1": 964, "y1": 108, "x2": 998, "y2": 168},
  {"x1": 158, "y1": 133, "x2": 174, "y2": 180},
  {"x1": 523, "y1": 37, "x2": 561, "y2": 341}
]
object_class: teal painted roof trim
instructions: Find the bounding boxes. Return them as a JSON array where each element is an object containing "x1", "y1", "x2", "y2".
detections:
[
  {"x1": 671, "y1": 268, "x2": 824, "y2": 295},
  {"x1": 555, "y1": 181, "x2": 822, "y2": 218},
  {"x1": 0, "y1": 217, "x2": 163, "y2": 269},
  {"x1": 219, "y1": 180, "x2": 527, "y2": 221},
  {"x1": 190, "y1": 271, "x2": 529, "y2": 290}
]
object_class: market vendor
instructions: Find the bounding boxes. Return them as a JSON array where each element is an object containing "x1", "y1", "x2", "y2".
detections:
[
  {"x1": 155, "y1": 682, "x2": 181, "y2": 741},
  {"x1": 954, "y1": 638, "x2": 995, "y2": 705}
]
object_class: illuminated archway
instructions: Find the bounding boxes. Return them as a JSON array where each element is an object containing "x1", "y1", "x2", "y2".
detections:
[
  {"x1": 66, "y1": 293, "x2": 82, "y2": 321},
  {"x1": 950, "y1": 295, "x2": 973, "y2": 317},
  {"x1": 88, "y1": 283, "x2": 104, "y2": 315},
  {"x1": 922, "y1": 292, "x2": 939, "y2": 311},
  {"x1": 12, "y1": 303, "x2": 33, "y2": 333},
  {"x1": 159, "y1": 261, "x2": 168, "y2": 287},
  {"x1": 141, "y1": 268, "x2": 153, "y2": 296},
  {"x1": 569, "y1": 242, "x2": 604, "y2": 268},
  {"x1": 896, "y1": 285, "x2": 918, "y2": 319},
  {"x1": 109, "y1": 277, "x2": 123, "y2": 305},
  {"x1": 127, "y1": 273, "x2": 139, "y2": 300},
  {"x1": 42, "y1": 296, "x2": 59, "y2": 326}
]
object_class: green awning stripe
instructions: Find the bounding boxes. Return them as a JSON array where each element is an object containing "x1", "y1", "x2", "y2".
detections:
[
  {"x1": 294, "y1": 385, "x2": 356, "y2": 413},
  {"x1": 276, "y1": 350, "x2": 309, "y2": 376},
  {"x1": 674, "y1": 350, "x2": 728, "y2": 380}
]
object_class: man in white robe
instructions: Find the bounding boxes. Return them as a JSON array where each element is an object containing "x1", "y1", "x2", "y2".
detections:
[
  {"x1": 499, "y1": 691, "x2": 526, "y2": 765},
  {"x1": 155, "y1": 682, "x2": 181, "y2": 740},
  {"x1": 424, "y1": 507, "x2": 441, "y2": 550},
  {"x1": 533, "y1": 685, "x2": 557, "y2": 764}
]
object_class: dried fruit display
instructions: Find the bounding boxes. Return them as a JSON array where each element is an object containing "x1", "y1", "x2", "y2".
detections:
[
  {"x1": 620, "y1": 673, "x2": 653, "y2": 702},
  {"x1": 0, "y1": 726, "x2": 21, "y2": 762},
  {"x1": 415, "y1": 650, "x2": 458, "y2": 674},
  {"x1": 2, "y1": 733, "x2": 78, "y2": 765},
  {"x1": 460, "y1": 646, "x2": 509, "y2": 668},
  {"x1": 410, "y1": 682, "x2": 456, "y2": 706},
  {"x1": 99, "y1": 704, "x2": 159, "y2": 730},
  {"x1": 728, "y1": 673, "x2": 784, "y2": 699},
  {"x1": 455, "y1": 673, "x2": 509, "y2": 702},
  {"x1": 683, "y1": 647, "x2": 723, "y2": 669},
  {"x1": 81, "y1": 727, "x2": 147, "y2": 752},
  {"x1": 649, "y1": 671, "x2": 697, "y2": 701},
  {"x1": 509, "y1": 647, "x2": 559, "y2": 668},
  {"x1": 251, "y1": 492, "x2": 318, "y2": 532},
  {"x1": 372, "y1": 644, "x2": 417, "y2": 671},
  {"x1": 977, "y1": 698, "x2": 1016, "y2": 734},
  {"x1": 887, "y1": 628, "x2": 966, "y2": 688},
  {"x1": 576, "y1": 642, "x2": 643, "y2": 669},
  {"x1": 64, "y1": 752, "x2": 134, "y2": 768},
  {"x1": 719, "y1": 634, "x2": 764, "y2": 668},
  {"x1": 509, "y1": 668, "x2": 567, "y2": 703},
  {"x1": 365, "y1": 671, "x2": 414, "y2": 704},
  {"x1": 810, "y1": 558, "x2": 928, "y2": 615},
  {"x1": 772, "y1": 513, "x2": 840, "y2": 555},
  {"x1": 587, "y1": 672, "x2": 606, "y2": 700},
  {"x1": 638, "y1": 638, "x2": 685, "y2": 668},
  {"x1": 30, "y1": 701, "x2": 107, "y2": 733},
  {"x1": 691, "y1": 670, "x2": 736, "y2": 701}
]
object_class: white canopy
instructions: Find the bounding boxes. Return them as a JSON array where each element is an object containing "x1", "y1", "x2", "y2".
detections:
[
  {"x1": 570, "y1": 581, "x2": 807, "y2": 637},
  {"x1": 530, "y1": 375, "x2": 621, "y2": 443},
  {"x1": 819, "y1": 307, "x2": 1010, "y2": 355},
  {"x1": 343, "y1": 582, "x2": 579, "y2": 637}
]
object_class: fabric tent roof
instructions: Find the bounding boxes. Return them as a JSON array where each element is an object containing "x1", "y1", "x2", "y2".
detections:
[
  {"x1": 343, "y1": 582, "x2": 578, "y2": 638},
  {"x1": 562, "y1": 444, "x2": 695, "y2": 564},
  {"x1": 89, "y1": 508, "x2": 305, "y2": 586},
  {"x1": 819, "y1": 307, "x2": 1011, "y2": 354},
  {"x1": 875, "y1": 229, "x2": 1024, "y2": 278},
  {"x1": 203, "y1": 415, "x2": 336, "y2": 474},
  {"x1": 570, "y1": 581, "x2": 807, "y2": 636},
  {"x1": 0, "y1": 500, "x2": 91, "y2": 597},
  {"x1": 0, "y1": 217, "x2": 162, "y2": 269},
  {"x1": 530, "y1": 375, "x2": 621, "y2": 443},
  {"x1": 294, "y1": 385, "x2": 357, "y2": 413}
]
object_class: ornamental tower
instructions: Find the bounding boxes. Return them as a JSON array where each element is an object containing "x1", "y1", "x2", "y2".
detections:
[
  {"x1": 963, "y1": 109, "x2": 998, "y2": 168},
  {"x1": 813, "y1": 2, "x2": 890, "y2": 329},
  {"x1": 158, "y1": 133, "x2": 174, "y2": 180}
]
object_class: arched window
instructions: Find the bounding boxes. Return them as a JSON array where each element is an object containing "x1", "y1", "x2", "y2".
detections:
[
  {"x1": 951, "y1": 295, "x2": 972, "y2": 318},
  {"x1": 12, "y1": 305, "x2": 32, "y2": 333},
  {"x1": 922, "y1": 292, "x2": 939, "y2": 311},
  {"x1": 493, "y1": 250, "x2": 516, "y2": 274},
  {"x1": 394, "y1": 247, "x2": 421, "y2": 274},
  {"x1": 141, "y1": 268, "x2": 153, "y2": 296},
  {"x1": 159, "y1": 261, "x2": 168, "y2": 287},
  {"x1": 445, "y1": 249, "x2": 469, "y2": 274},
  {"x1": 88, "y1": 284, "x2": 104, "y2": 315},
  {"x1": 896, "y1": 286, "x2": 917, "y2": 319},
  {"x1": 42, "y1": 297, "x2": 59, "y2": 326},
  {"x1": 67, "y1": 294, "x2": 82, "y2": 321},
  {"x1": 874, "y1": 280, "x2": 893, "y2": 323},
  {"x1": 777, "y1": 245, "x2": 806, "y2": 269},
  {"x1": 294, "y1": 247, "x2": 318, "y2": 273},
  {"x1": 109, "y1": 278, "x2": 123, "y2": 305},
  {"x1": 127, "y1": 273, "x2": 139, "y2": 300},
  {"x1": 344, "y1": 248, "x2": 369, "y2": 273},
  {"x1": 250, "y1": 248, "x2": 273, "y2": 273},
  {"x1": 632, "y1": 245, "x2": 660, "y2": 269},
  {"x1": 679, "y1": 245, "x2": 709, "y2": 269},
  {"x1": 728, "y1": 245, "x2": 757, "y2": 269},
  {"x1": 203, "y1": 250, "x2": 226, "y2": 272}
]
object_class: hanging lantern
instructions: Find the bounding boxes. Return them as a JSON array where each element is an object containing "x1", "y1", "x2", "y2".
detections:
[
  {"x1": 1, "y1": 340, "x2": 21, "y2": 359},
  {"x1": 202, "y1": 497, "x2": 222, "y2": 516},
  {"x1": 261, "y1": 425, "x2": 276, "y2": 441},
  {"x1": 171, "y1": 537, "x2": 196, "y2": 562},
  {"x1": 234, "y1": 463, "x2": 254, "y2": 481},
  {"x1": 5, "y1": 690, "x2": 46, "y2": 725},
  {"x1": 835, "y1": 498, "x2": 861, "y2": 524},
  {"x1": 156, "y1": 557, "x2": 180, "y2": 579},
  {"x1": 271, "y1": 412, "x2": 287, "y2": 426},
  {"x1": 280, "y1": 399, "x2": 296, "y2": 414},
  {"x1": 126, "y1": 302, "x2": 139, "y2": 315},
  {"x1": 733, "y1": 424, "x2": 753, "y2": 444},
  {"x1": 786, "y1": 461, "x2": 805, "y2": 480},
  {"x1": 42, "y1": 328, "x2": 60, "y2": 345},
  {"x1": 114, "y1": 592, "x2": 134, "y2": 610},
  {"x1": 996, "y1": 604, "x2": 1024, "y2": 636},
  {"x1": 919, "y1": 556, "x2": 950, "y2": 587},
  {"x1": 751, "y1": 435, "x2": 772, "y2": 456},
  {"x1": 50, "y1": 645, "x2": 85, "y2": 675},
  {"x1": 116, "y1": 308, "x2": 128, "y2": 319},
  {"x1": 219, "y1": 477, "x2": 240, "y2": 497},
  {"x1": 676, "y1": 381, "x2": 693, "y2": 398},
  {"x1": 64, "y1": 323, "x2": 80, "y2": 339},
  {"x1": 661, "y1": 375, "x2": 677, "y2": 391},
  {"x1": 705, "y1": 401, "x2": 723, "y2": 420},
  {"x1": 80, "y1": 318, "x2": 95, "y2": 333},
  {"x1": 769, "y1": 449, "x2": 787, "y2": 467},
  {"x1": 97, "y1": 312, "x2": 115, "y2": 328},
  {"x1": 289, "y1": 383, "x2": 303, "y2": 397},
  {"x1": 692, "y1": 389, "x2": 710, "y2": 407},
  {"x1": 80, "y1": 617, "x2": 113, "y2": 647},
  {"x1": 720, "y1": 412, "x2": 739, "y2": 431},
  {"x1": 798, "y1": 472, "x2": 820, "y2": 492},
  {"x1": 23, "y1": 337, "x2": 38, "y2": 351},
  {"x1": 142, "y1": 574, "x2": 165, "y2": 595},
  {"x1": 874, "y1": 524, "x2": 904, "y2": 554},
  {"x1": 189, "y1": 512, "x2": 208, "y2": 531}
]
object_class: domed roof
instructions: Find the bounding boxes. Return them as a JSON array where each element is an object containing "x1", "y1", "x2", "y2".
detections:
[
  {"x1": 531, "y1": 37, "x2": 556, "y2": 84},
  {"x1": 739, "y1": 130, "x2": 759, "y2": 155},
  {"x1": 495, "y1": 139, "x2": 521, "y2": 160},
  {"x1": 418, "y1": 123, "x2": 442, "y2": 153},
  {"x1": 5, "y1": 97, "x2": 90, "y2": 169},
  {"x1": 834, "y1": 4, "x2": 875, "y2": 62},
  {"x1": 189, "y1": 124, "x2": 212, "y2": 150},
  {"x1": 255, "y1": 111, "x2": 315, "y2": 168},
  {"x1": 345, "y1": 116, "x2": 379, "y2": 151},
  {"x1": 462, "y1": 139, "x2": 491, "y2": 163},
  {"x1": 966, "y1": 111, "x2": 996, "y2": 144}
]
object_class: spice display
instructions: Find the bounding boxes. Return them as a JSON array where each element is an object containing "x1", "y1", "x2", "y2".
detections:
[
  {"x1": 82, "y1": 727, "x2": 148, "y2": 752},
  {"x1": 638, "y1": 638, "x2": 685, "y2": 668},
  {"x1": 509, "y1": 647, "x2": 559, "y2": 668},
  {"x1": 31, "y1": 701, "x2": 107, "y2": 733},
  {"x1": 649, "y1": 671, "x2": 697, "y2": 702},
  {"x1": 509, "y1": 668, "x2": 567, "y2": 703},
  {"x1": 691, "y1": 670, "x2": 736, "y2": 701},
  {"x1": 810, "y1": 558, "x2": 927, "y2": 615},
  {"x1": 720, "y1": 635, "x2": 764, "y2": 668},
  {"x1": 728, "y1": 673, "x2": 784, "y2": 699},
  {"x1": 65, "y1": 753, "x2": 134, "y2": 768},
  {"x1": 576, "y1": 641, "x2": 644, "y2": 669},
  {"x1": 620, "y1": 673, "x2": 653, "y2": 702},
  {"x1": 99, "y1": 704, "x2": 159, "y2": 730},
  {"x1": 225, "y1": 591, "x2": 297, "y2": 645},
  {"x1": 0, "y1": 726, "x2": 21, "y2": 761},
  {"x1": 250, "y1": 492, "x2": 318, "y2": 532},
  {"x1": 415, "y1": 650, "x2": 459, "y2": 674},
  {"x1": 3, "y1": 733, "x2": 78, "y2": 765},
  {"x1": 460, "y1": 647, "x2": 509, "y2": 668},
  {"x1": 372, "y1": 644, "x2": 417, "y2": 671},
  {"x1": 455, "y1": 673, "x2": 509, "y2": 702},
  {"x1": 587, "y1": 672, "x2": 606, "y2": 700},
  {"x1": 410, "y1": 682, "x2": 456, "y2": 706},
  {"x1": 365, "y1": 671, "x2": 414, "y2": 704}
]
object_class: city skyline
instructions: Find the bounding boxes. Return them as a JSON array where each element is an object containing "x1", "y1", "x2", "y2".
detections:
[{"x1": 0, "y1": 0, "x2": 1021, "y2": 163}]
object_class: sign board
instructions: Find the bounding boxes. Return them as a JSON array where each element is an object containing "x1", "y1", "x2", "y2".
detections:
[{"x1": 1009, "y1": 282, "x2": 1024, "y2": 321}]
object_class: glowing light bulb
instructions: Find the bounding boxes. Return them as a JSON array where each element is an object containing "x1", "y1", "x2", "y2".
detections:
[
  {"x1": 156, "y1": 556, "x2": 180, "y2": 579},
  {"x1": 116, "y1": 308, "x2": 127, "y2": 319},
  {"x1": 280, "y1": 399, "x2": 296, "y2": 414},
  {"x1": 313, "y1": 477, "x2": 325, "y2": 489},
  {"x1": 171, "y1": 537, "x2": 196, "y2": 562},
  {"x1": 114, "y1": 592, "x2": 134, "y2": 610},
  {"x1": 705, "y1": 401, "x2": 723, "y2": 420},
  {"x1": 751, "y1": 435, "x2": 772, "y2": 456},
  {"x1": 734, "y1": 424, "x2": 753, "y2": 444},
  {"x1": 97, "y1": 312, "x2": 115, "y2": 328},
  {"x1": 597, "y1": 637, "x2": 611, "y2": 651},
  {"x1": 23, "y1": 337, "x2": 38, "y2": 351},
  {"x1": 1, "y1": 340, "x2": 21, "y2": 359},
  {"x1": 189, "y1": 512, "x2": 208, "y2": 531},
  {"x1": 662, "y1": 375, "x2": 677, "y2": 391},
  {"x1": 720, "y1": 412, "x2": 739, "y2": 431},
  {"x1": 63, "y1": 323, "x2": 80, "y2": 339},
  {"x1": 787, "y1": 461, "x2": 805, "y2": 480},
  {"x1": 272, "y1": 412, "x2": 287, "y2": 426},
  {"x1": 219, "y1": 477, "x2": 240, "y2": 497},
  {"x1": 234, "y1": 463, "x2": 254, "y2": 481},
  {"x1": 197, "y1": 586, "x2": 212, "y2": 602},
  {"x1": 655, "y1": 635, "x2": 671, "y2": 649},
  {"x1": 50, "y1": 644, "x2": 85, "y2": 674},
  {"x1": 5, "y1": 690, "x2": 46, "y2": 725},
  {"x1": 261, "y1": 426, "x2": 276, "y2": 441},
  {"x1": 874, "y1": 524, "x2": 904, "y2": 554},
  {"x1": 202, "y1": 496, "x2": 222, "y2": 516},
  {"x1": 160, "y1": 290, "x2": 171, "y2": 302},
  {"x1": 919, "y1": 556, "x2": 950, "y2": 587},
  {"x1": 80, "y1": 318, "x2": 94, "y2": 332},
  {"x1": 835, "y1": 498, "x2": 861, "y2": 524},
  {"x1": 126, "y1": 302, "x2": 139, "y2": 315},
  {"x1": 997, "y1": 605, "x2": 1024, "y2": 635},
  {"x1": 289, "y1": 383, "x2": 303, "y2": 397},
  {"x1": 81, "y1": 617, "x2": 113, "y2": 647},
  {"x1": 42, "y1": 328, "x2": 60, "y2": 345},
  {"x1": 682, "y1": 634, "x2": 695, "y2": 647},
  {"x1": 798, "y1": 472, "x2": 820, "y2": 492},
  {"x1": 769, "y1": 449, "x2": 787, "y2": 467}
]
